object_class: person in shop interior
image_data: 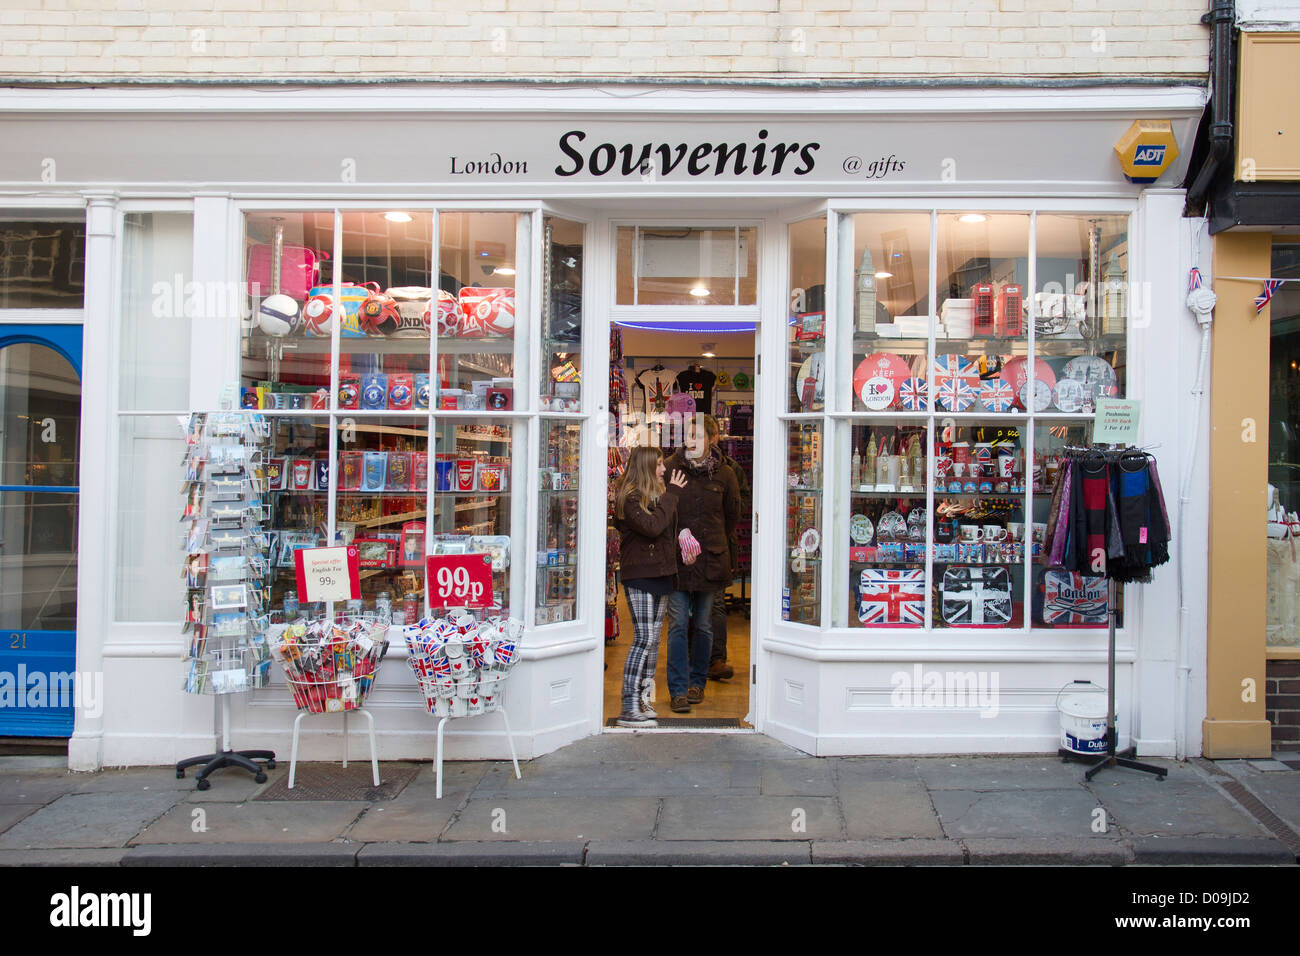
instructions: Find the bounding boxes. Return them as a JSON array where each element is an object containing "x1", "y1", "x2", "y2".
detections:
[
  {"x1": 612, "y1": 445, "x2": 689, "y2": 727},
  {"x1": 684, "y1": 414, "x2": 748, "y2": 681},
  {"x1": 663, "y1": 415, "x2": 740, "y2": 713}
]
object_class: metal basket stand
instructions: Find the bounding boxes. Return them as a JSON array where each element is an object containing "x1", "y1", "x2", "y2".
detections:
[{"x1": 288, "y1": 706, "x2": 379, "y2": 790}]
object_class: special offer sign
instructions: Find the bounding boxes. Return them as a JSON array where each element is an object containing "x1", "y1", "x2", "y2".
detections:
[
  {"x1": 426, "y1": 553, "x2": 494, "y2": 609},
  {"x1": 294, "y1": 546, "x2": 362, "y2": 604}
]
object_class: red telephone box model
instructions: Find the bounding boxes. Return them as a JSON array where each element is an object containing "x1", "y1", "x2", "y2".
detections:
[
  {"x1": 997, "y1": 284, "x2": 1024, "y2": 337},
  {"x1": 970, "y1": 283, "x2": 996, "y2": 337}
]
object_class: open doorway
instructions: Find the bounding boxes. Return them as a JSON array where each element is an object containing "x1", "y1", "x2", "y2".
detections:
[{"x1": 603, "y1": 323, "x2": 755, "y2": 729}]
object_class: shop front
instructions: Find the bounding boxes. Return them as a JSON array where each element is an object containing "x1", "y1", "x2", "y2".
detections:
[{"x1": 0, "y1": 84, "x2": 1212, "y2": 767}]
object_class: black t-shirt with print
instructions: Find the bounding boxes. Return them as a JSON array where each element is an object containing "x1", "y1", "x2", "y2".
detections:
[{"x1": 675, "y1": 367, "x2": 717, "y2": 413}]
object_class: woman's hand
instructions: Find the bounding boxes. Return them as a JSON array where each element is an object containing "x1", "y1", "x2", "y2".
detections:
[{"x1": 668, "y1": 470, "x2": 688, "y2": 489}]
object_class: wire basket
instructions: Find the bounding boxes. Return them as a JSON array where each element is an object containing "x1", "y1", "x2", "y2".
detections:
[
  {"x1": 274, "y1": 618, "x2": 390, "y2": 714},
  {"x1": 404, "y1": 614, "x2": 522, "y2": 718}
]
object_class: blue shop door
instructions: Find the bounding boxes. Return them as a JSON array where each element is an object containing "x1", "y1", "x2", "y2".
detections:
[{"x1": 0, "y1": 327, "x2": 81, "y2": 737}]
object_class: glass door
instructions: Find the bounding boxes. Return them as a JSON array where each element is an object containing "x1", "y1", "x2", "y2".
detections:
[{"x1": 0, "y1": 326, "x2": 81, "y2": 737}]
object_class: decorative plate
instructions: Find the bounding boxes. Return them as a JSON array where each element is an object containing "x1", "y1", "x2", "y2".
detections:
[
  {"x1": 898, "y1": 377, "x2": 929, "y2": 412},
  {"x1": 733, "y1": 371, "x2": 750, "y2": 390},
  {"x1": 1018, "y1": 378, "x2": 1053, "y2": 412},
  {"x1": 853, "y1": 353, "x2": 910, "y2": 409},
  {"x1": 979, "y1": 377, "x2": 1016, "y2": 412},
  {"x1": 850, "y1": 513, "x2": 874, "y2": 545},
  {"x1": 932, "y1": 354, "x2": 980, "y2": 412},
  {"x1": 715, "y1": 370, "x2": 731, "y2": 388},
  {"x1": 1061, "y1": 355, "x2": 1118, "y2": 397},
  {"x1": 1052, "y1": 378, "x2": 1086, "y2": 413},
  {"x1": 1000, "y1": 356, "x2": 1057, "y2": 395},
  {"x1": 794, "y1": 354, "x2": 824, "y2": 410}
]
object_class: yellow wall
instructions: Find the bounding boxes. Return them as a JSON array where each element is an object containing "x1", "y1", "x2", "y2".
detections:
[
  {"x1": 1237, "y1": 33, "x2": 1300, "y2": 181},
  {"x1": 1204, "y1": 231, "x2": 1274, "y2": 757}
]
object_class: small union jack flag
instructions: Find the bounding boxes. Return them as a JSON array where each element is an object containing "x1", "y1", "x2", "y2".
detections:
[
  {"x1": 1256, "y1": 279, "x2": 1283, "y2": 315},
  {"x1": 898, "y1": 377, "x2": 928, "y2": 411},
  {"x1": 859, "y1": 569, "x2": 926, "y2": 625}
]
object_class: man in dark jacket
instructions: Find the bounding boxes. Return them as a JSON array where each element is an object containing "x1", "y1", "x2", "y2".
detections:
[{"x1": 661, "y1": 416, "x2": 740, "y2": 712}]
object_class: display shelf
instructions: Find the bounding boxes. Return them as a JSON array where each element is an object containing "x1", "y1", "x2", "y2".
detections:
[
  {"x1": 354, "y1": 509, "x2": 426, "y2": 528},
  {"x1": 455, "y1": 431, "x2": 510, "y2": 443},
  {"x1": 432, "y1": 490, "x2": 511, "y2": 497},
  {"x1": 272, "y1": 336, "x2": 515, "y2": 357}
]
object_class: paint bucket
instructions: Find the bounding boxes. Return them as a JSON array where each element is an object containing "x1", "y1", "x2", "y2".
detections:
[{"x1": 1057, "y1": 681, "x2": 1129, "y2": 754}]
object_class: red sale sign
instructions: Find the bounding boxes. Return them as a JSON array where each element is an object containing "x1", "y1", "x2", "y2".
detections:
[{"x1": 426, "y1": 553, "x2": 494, "y2": 609}]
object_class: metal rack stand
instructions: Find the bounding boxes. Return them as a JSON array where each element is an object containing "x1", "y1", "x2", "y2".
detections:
[{"x1": 177, "y1": 695, "x2": 276, "y2": 790}]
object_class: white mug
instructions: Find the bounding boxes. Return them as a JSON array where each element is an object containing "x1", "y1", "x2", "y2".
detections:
[
  {"x1": 983, "y1": 525, "x2": 1008, "y2": 542},
  {"x1": 1007, "y1": 522, "x2": 1024, "y2": 542},
  {"x1": 960, "y1": 525, "x2": 983, "y2": 543}
]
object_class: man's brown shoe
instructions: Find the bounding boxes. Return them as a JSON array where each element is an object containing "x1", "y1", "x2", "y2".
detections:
[
  {"x1": 686, "y1": 686, "x2": 705, "y2": 704},
  {"x1": 670, "y1": 695, "x2": 691, "y2": 713},
  {"x1": 708, "y1": 660, "x2": 734, "y2": 681}
]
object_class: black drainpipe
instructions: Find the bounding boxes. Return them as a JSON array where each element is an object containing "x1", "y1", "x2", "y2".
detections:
[{"x1": 1185, "y1": 0, "x2": 1235, "y2": 216}]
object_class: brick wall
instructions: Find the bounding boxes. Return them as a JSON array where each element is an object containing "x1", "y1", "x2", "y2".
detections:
[
  {"x1": 1266, "y1": 659, "x2": 1300, "y2": 751},
  {"x1": 0, "y1": 0, "x2": 1209, "y2": 82}
]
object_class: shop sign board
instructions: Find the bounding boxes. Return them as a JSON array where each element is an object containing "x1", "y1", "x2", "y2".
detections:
[{"x1": 1093, "y1": 399, "x2": 1142, "y2": 445}]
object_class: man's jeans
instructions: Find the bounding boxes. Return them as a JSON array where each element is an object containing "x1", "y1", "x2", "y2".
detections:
[{"x1": 666, "y1": 589, "x2": 713, "y2": 696}]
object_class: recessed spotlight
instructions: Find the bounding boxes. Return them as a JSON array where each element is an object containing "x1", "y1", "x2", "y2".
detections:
[
  {"x1": 958, "y1": 214, "x2": 987, "y2": 224},
  {"x1": 493, "y1": 266, "x2": 516, "y2": 277},
  {"x1": 690, "y1": 286, "x2": 710, "y2": 297},
  {"x1": 702, "y1": 351, "x2": 716, "y2": 358},
  {"x1": 384, "y1": 211, "x2": 413, "y2": 223},
  {"x1": 875, "y1": 271, "x2": 893, "y2": 279}
]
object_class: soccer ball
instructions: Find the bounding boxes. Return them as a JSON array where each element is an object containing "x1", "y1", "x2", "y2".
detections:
[
  {"x1": 301, "y1": 294, "x2": 336, "y2": 336},
  {"x1": 258, "y1": 294, "x2": 301, "y2": 336},
  {"x1": 432, "y1": 289, "x2": 460, "y2": 337},
  {"x1": 359, "y1": 294, "x2": 401, "y2": 336}
]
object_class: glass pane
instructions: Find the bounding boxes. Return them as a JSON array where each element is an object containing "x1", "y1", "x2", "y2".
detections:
[
  {"x1": 784, "y1": 421, "x2": 822, "y2": 625},
  {"x1": 0, "y1": 216, "x2": 85, "y2": 308},
  {"x1": 264, "y1": 415, "x2": 329, "y2": 620},
  {"x1": 933, "y1": 421, "x2": 1027, "y2": 628},
  {"x1": 117, "y1": 416, "x2": 185, "y2": 621},
  {"x1": 1034, "y1": 215, "x2": 1128, "y2": 407},
  {"x1": 119, "y1": 213, "x2": 194, "y2": 410},
  {"x1": 1032, "y1": 419, "x2": 1120, "y2": 628},
  {"x1": 241, "y1": 211, "x2": 334, "y2": 405},
  {"x1": 788, "y1": 217, "x2": 827, "y2": 412},
  {"x1": 847, "y1": 420, "x2": 928, "y2": 628},
  {"x1": 617, "y1": 225, "x2": 756, "y2": 306},
  {"x1": 934, "y1": 214, "x2": 1031, "y2": 413},
  {"x1": 846, "y1": 213, "x2": 932, "y2": 412},
  {"x1": 438, "y1": 212, "x2": 518, "y2": 405},
  {"x1": 536, "y1": 419, "x2": 581, "y2": 626},
  {"x1": 540, "y1": 216, "x2": 583, "y2": 412},
  {"x1": 1268, "y1": 242, "x2": 1300, "y2": 648},
  {"x1": 334, "y1": 211, "x2": 435, "y2": 418},
  {"x1": 0, "y1": 491, "x2": 77, "y2": 629},
  {"x1": 432, "y1": 416, "x2": 513, "y2": 616},
  {"x1": 0, "y1": 343, "x2": 80, "y2": 487},
  {"x1": 334, "y1": 414, "x2": 428, "y2": 627}
]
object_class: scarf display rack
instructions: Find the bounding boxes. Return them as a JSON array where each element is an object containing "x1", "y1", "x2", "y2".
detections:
[{"x1": 1049, "y1": 444, "x2": 1170, "y2": 782}]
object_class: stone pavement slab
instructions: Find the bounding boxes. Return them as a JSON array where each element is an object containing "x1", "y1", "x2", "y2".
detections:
[
  {"x1": 830, "y1": 758, "x2": 923, "y2": 783},
  {"x1": 1090, "y1": 773, "x2": 1269, "y2": 838},
  {"x1": 811, "y1": 839, "x2": 965, "y2": 865},
  {"x1": 443, "y1": 796, "x2": 659, "y2": 842},
  {"x1": 929, "y1": 788, "x2": 1105, "y2": 839},
  {"x1": 760, "y1": 760, "x2": 836, "y2": 796},
  {"x1": 537, "y1": 732, "x2": 806, "y2": 765},
  {"x1": 471, "y1": 759, "x2": 739, "y2": 797},
  {"x1": 656, "y1": 795, "x2": 841, "y2": 840},
  {"x1": 0, "y1": 771, "x2": 80, "y2": 805},
  {"x1": 357, "y1": 841, "x2": 585, "y2": 866},
  {"x1": 129, "y1": 800, "x2": 366, "y2": 845},
  {"x1": 0, "y1": 791, "x2": 183, "y2": 849},
  {"x1": 344, "y1": 793, "x2": 461, "y2": 843},
  {"x1": 0, "y1": 804, "x2": 40, "y2": 836},
  {"x1": 183, "y1": 774, "x2": 275, "y2": 803},
  {"x1": 1214, "y1": 761, "x2": 1300, "y2": 837},
  {"x1": 917, "y1": 757, "x2": 1088, "y2": 790},
  {"x1": 586, "y1": 840, "x2": 811, "y2": 866},
  {"x1": 72, "y1": 767, "x2": 198, "y2": 794},
  {"x1": 964, "y1": 837, "x2": 1131, "y2": 865},
  {"x1": 839, "y1": 780, "x2": 944, "y2": 838}
]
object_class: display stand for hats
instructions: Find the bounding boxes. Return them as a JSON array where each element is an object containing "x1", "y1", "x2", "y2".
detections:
[
  {"x1": 1056, "y1": 444, "x2": 1167, "y2": 782},
  {"x1": 406, "y1": 606, "x2": 523, "y2": 799},
  {"x1": 176, "y1": 409, "x2": 278, "y2": 790},
  {"x1": 276, "y1": 612, "x2": 390, "y2": 790}
]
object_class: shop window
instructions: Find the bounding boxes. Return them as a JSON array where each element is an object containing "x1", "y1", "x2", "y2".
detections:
[
  {"x1": 788, "y1": 217, "x2": 827, "y2": 413},
  {"x1": 541, "y1": 216, "x2": 583, "y2": 412},
  {"x1": 1267, "y1": 242, "x2": 1300, "y2": 649},
  {"x1": 120, "y1": 212, "x2": 194, "y2": 410},
  {"x1": 813, "y1": 209, "x2": 1129, "y2": 636},
  {"x1": 536, "y1": 419, "x2": 581, "y2": 626},
  {"x1": 0, "y1": 215, "x2": 85, "y2": 309},
  {"x1": 785, "y1": 421, "x2": 822, "y2": 625},
  {"x1": 616, "y1": 225, "x2": 757, "y2": 307}
]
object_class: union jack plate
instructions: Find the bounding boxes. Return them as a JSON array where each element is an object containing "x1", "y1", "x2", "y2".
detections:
[
  {"x1": 979, "y1": 377, "x2": 1015, "y2": 412},
  {"x1": 898, "y1": 377, "x2": 929, "y2": 411},
  {"x1": 932, "y1": 354, "x2": 979, "y2": 412}
]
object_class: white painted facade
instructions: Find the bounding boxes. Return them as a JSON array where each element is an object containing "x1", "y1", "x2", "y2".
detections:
[{"x1": 0, "y1": 85, "x2": 1211, "y2": 767}]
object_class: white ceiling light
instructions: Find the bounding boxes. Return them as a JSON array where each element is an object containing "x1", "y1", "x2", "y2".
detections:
[
  {"x1": 493, "y1": 266, "x2": 517, "y2": 276},
  {"x1": 384, "y1": 211, "x2": 413, "y2": 223},
  {"x1": 874, "y1": 271, "x2": 893, "y2": 279},
  {"x1": 958, "y1": 214, "x2": 987, "y2": 224}
]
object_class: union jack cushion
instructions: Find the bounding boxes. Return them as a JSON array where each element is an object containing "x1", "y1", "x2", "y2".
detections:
[
  {"x1": 940, "y1": 566, "x2": 1012, "y2": 626},
  {"x1": 859, "y1": 568, "x2": 926, "y2": 625},
  {"x1": 1041, "y1": 571, "x2": 1108, "y2": 625}
]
